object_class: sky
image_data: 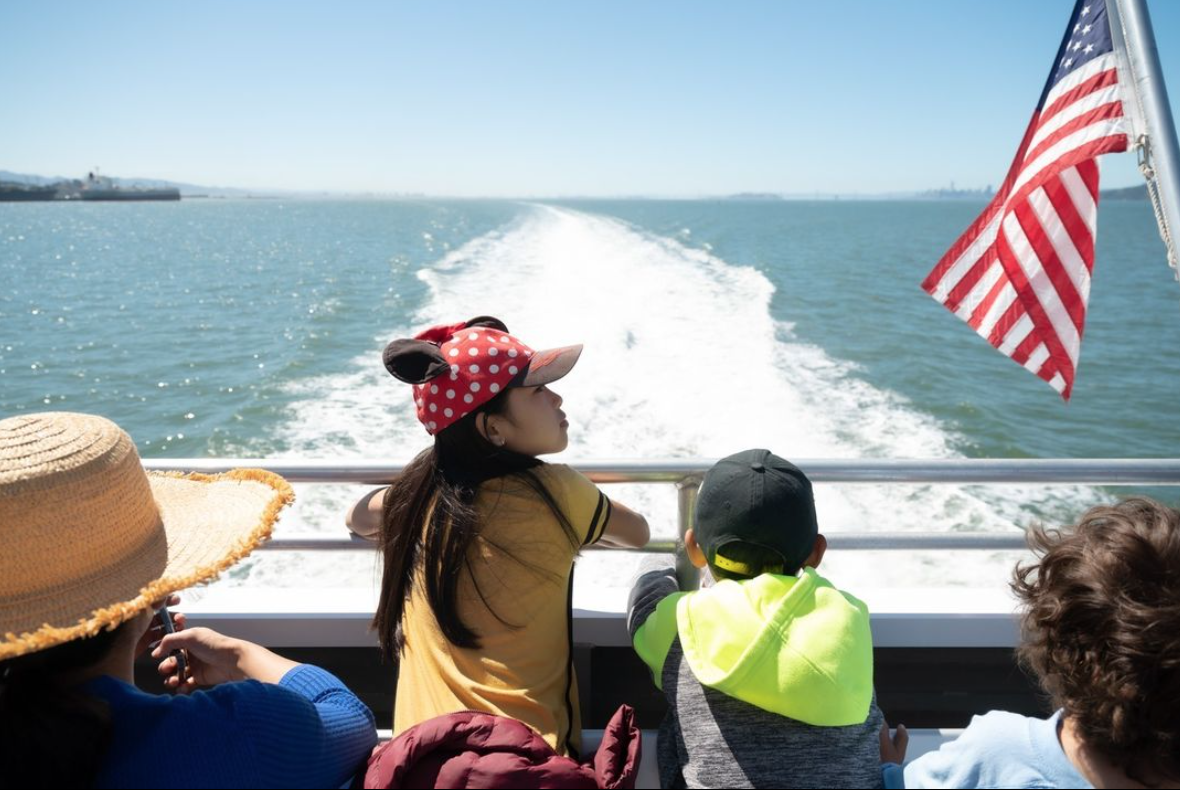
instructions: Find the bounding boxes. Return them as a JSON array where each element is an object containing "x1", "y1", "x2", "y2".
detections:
[{"x1": 2, "y1": 0, "x2": 1179, "y2": 196}]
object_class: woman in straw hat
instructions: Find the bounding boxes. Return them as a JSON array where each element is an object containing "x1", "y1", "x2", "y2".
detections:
[{"x1": 0, "y1": 412, "x2": 378, "y2": 789}]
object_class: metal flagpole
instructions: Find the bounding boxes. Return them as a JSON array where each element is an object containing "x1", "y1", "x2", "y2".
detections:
[{"x1": 1110, "y1": 0, "x2": 1180, "y2": 278}]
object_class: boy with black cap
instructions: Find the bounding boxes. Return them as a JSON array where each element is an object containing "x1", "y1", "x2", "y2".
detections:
[{"x1": 628, "y1": 449, "x2": 884, "y2": 789}]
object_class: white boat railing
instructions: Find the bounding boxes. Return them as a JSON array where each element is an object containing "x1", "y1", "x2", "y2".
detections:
[{"x1": 146, "y1": 458, "x2": 1180, "y2": 588}]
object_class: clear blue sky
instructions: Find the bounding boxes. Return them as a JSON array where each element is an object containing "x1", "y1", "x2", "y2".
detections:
[{"x1": 2, "y1": 0, "x2": 1178, "y2": 196}]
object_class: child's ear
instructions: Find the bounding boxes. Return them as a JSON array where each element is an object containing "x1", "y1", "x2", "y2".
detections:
[
  {"x1": 804, "y1": 534, "x2": 828, "y2": 571},
  {"x1": 383, "y1": 339, "x2": 450, "y2": 384},
  {"x1": 464, "y1": 315, "x2": 509, "y2": 333},
  {"x1": 684, "y1": 529, "x2": 708, "y2": 569}
]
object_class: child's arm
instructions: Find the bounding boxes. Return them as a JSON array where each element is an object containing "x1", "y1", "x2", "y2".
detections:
[
  {"x1": 345, "y1": 487, "x2": 387, "y2": 539},
  {"x1": 627, "y1": 557, "x2": 682, "y2": 688},
  {"x1": 627, "y1": 559, "x2": 678, "y2": 634},
  {"x1": 597, "y1": 500, "x2": 650, "y2": 548},
  {"x1": 891, "y1": 712, "x2": 1020, "y2": 789}
]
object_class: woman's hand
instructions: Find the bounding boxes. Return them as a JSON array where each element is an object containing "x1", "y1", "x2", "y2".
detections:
[
  {"x1": 135, "y1": 594, "x2": 184, "y2": 657},
  {"x1": 152, "y1": 627, "x2": 300, "y2": 693}
]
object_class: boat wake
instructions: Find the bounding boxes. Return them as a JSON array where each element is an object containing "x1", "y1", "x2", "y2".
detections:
[{"x1": 232, "y1": 204, "x2": 1098, "y2": 590}]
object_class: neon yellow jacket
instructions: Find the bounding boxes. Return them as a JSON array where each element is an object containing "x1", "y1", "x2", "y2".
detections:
[{"x1": 631, "y1": 567, "x2": 874, "y2": 726}]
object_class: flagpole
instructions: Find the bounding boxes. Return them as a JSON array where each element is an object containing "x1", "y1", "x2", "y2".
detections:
[{"x1": 1113, "y1": 0, "x2": 1180, "y2": 272}]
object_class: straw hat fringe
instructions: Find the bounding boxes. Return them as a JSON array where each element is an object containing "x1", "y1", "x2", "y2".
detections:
[{"x1": 1, "y1": 460, "x2": 294, "y2": 660}]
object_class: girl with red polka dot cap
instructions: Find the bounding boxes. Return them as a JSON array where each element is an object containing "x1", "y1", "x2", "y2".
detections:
[{"x1": 347, "y1": 315, "x2": 650, "y2": 758}]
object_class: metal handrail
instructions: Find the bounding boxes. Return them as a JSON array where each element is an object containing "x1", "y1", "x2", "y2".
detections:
[
  {"x1": 143, "y1": 458, "x2": 1180, "y2": 587},
  {"x1": 271, "y1": 533, "x2": 1030, "y2": 552},
  {"x1": 143, "y1": 458, "x2": 1180, "y2": 485}
]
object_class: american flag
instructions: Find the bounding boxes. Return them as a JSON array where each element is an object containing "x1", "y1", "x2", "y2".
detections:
[{"x1": 922, "y1": 0, "x2": 1132, "y2": 399}]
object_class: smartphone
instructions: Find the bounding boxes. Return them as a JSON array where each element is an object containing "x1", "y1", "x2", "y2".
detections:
[{"x1": 156, "y1": 605, "x2": 188, "y2": 682}]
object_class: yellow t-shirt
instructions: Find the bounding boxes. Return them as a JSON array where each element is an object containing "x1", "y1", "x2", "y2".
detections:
[{"x1": 392, "y1": 463, "x2": 611, "y2": 756}]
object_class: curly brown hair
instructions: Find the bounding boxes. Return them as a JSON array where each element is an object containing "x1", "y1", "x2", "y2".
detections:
[{"x1": 1012, "y1": 497, "x2": 1180, "y2": 785}]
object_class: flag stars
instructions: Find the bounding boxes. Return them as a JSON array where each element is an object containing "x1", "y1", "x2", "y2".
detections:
[
  {"x1": 1082, "y1": 24, "x2": 1092, "y2": 34},
  {"x1": 1081, "y1": 5, "x2": 1091, "y2": 15},
  {"x1": 1083, "y1": 43, "x2": 1094, "y2": 54}
]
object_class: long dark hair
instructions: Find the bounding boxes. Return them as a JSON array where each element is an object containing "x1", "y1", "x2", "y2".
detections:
[
  {"x1": 374, "y1": 318, "x2": 579, "y2": 662},
  {"x1": 373, "y1": 389, "x2": 579, "y2": 662},
  {"x1": 0, "y1": 624, "x2": 126, "y2": 789}
]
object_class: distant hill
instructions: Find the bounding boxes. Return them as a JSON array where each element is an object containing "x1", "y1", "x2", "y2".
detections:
[
  {"x1": 0, "y1": 170, "x2": 69, "y2": 186},
  {"x1": 0, "y1": 169, "x2": 257, "y2": 198},
  {"x1": 1100, "y1": 184, "x2": 1149, "y2": 200}
]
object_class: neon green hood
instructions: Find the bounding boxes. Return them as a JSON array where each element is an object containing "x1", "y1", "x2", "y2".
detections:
[{"x1": 632, "y1": 568, "x2": 873, "y2": 726}]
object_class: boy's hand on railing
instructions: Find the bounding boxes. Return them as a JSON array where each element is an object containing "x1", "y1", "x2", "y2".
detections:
[{"x1": 879, "y1": 721, "x2": 909, "y2": 764}]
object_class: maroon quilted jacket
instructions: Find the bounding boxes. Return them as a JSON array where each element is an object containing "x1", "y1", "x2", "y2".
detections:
[{"x1": 364, "y1": 705, "x2": 641, "y2": 789}]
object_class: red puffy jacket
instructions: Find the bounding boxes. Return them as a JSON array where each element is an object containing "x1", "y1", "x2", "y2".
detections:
[{"x1": 364, "y1": 705, "x2": 641, "y2": 789}]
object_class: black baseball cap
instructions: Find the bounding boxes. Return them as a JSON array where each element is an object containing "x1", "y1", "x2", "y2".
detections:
[{"x1": 694, "y1": 449, "x2": 819, "y2": 577}]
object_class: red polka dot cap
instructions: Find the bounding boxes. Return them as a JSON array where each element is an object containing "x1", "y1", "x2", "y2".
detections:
[{"x1": 382, "y1": 316, "x2": 582, "y2": 435}]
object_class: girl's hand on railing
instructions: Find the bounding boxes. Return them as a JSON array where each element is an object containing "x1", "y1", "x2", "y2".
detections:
[
  {"x1": 597, "y1": 500, "x2": 650, "y2": 548},
  {"x1": 346, "y1": 486, "x2": 387, "y2": 540}
]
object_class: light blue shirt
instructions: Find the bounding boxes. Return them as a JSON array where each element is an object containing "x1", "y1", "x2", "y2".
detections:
[{"x1": 884, "y1": 710, "x2": 1092, "y2": 789}]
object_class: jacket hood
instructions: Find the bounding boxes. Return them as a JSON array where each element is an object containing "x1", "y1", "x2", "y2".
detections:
[{"x1": 676, "y1": 568, "x2": 873, "y2": 726}]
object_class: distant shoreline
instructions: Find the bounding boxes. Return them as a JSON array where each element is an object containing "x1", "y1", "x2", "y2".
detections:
[{"x1": 0, "y1": 168, "x2": 1152, "y2": 202}]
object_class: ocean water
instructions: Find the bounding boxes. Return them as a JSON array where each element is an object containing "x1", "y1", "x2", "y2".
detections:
[{"x1": 3, "y1": 197, "x2": 1178, "y2": 593}]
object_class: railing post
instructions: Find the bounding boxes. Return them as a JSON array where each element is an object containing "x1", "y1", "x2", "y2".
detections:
[{"x1": 675, "y1": 477, "x2": 702, "y2": 591}]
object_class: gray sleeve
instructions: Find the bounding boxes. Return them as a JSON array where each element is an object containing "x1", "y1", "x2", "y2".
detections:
[{"x1": 627, "y1": 556, "x2": 679, "y2": 640}]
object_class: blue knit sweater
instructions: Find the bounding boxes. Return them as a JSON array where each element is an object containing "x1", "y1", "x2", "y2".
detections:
[{"x1": 86, "y1": 664, "x2": 378, "y2": 789}]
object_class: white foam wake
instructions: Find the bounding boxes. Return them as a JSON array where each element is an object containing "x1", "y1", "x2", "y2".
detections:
[{"x1": 233, "y1": 204, "x2": 1097, "y2": 590}]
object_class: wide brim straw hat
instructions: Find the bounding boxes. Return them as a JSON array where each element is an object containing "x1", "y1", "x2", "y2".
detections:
[{"x1": 0, "y1": 412, "x2": 294, "y2": 660}]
